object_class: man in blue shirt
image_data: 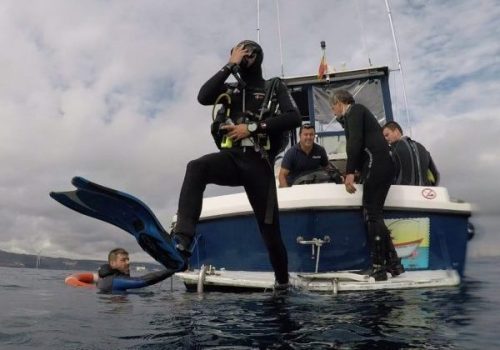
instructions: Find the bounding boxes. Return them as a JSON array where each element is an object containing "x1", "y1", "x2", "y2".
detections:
[{"x1": 278, "y1": 124, "x2": 330, "y2": 187}]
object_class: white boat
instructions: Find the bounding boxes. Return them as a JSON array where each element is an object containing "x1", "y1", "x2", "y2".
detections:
[{"x1": 174, "y1": 66, "x2": 474, "y2": 293}]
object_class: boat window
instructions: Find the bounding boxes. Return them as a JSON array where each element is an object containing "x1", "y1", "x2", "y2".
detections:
[
  {"x1": 284, "y1": 68, "x2": 392, "y2": 166},
  {"x1": 312, "y1": 77, "x2": 389, "y2": 158},
  {"x1": 289, "y1": 86, "x2": 310, "y2": 118}
]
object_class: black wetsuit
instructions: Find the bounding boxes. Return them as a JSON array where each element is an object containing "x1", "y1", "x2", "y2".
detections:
[
  {"x1": 341, "y1": 104, "x2": 400, "y2": 274},
  {"x1": 174, "y1": 58, "x2": 301, "y2": 285},
  {"x1": 96, "y1": 264, "x2": 173, "y2": 293},
  {"x1": 391, "y1": 136, "x2": 440, "y2": 186}
]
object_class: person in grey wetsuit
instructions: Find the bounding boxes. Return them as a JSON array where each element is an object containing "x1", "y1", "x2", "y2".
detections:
[
  {"x1": 331, "y1": 90, "x2": 405, "y2": 281},
  {"x1": 382, "y1": 121, "x2": 440, "y2": 186},
  {"x1": 97, "y1": 248, "x2": 174, "y2": 293}
]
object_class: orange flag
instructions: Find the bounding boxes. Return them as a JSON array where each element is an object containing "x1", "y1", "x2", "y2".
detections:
[{"x1": 318, "y1": 54, "x2": 328, "y2": 79}]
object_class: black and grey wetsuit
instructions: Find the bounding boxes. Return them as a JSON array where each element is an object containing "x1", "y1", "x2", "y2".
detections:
[
  {"x1": 96, "y1": 264, "x2": 173, "y2": 293},
  {"x1": 340, "y1": 103, "x2": 398, "y2": 269},
  {"x1": 174, "y1": 43, "x2": 301, "y2": 285},
  {"x1": 391, "y1": 136, "x2": 440, "y2": 186},
  {"x1": 342, "y1": 103, "x2": 394, "y2": 218}
]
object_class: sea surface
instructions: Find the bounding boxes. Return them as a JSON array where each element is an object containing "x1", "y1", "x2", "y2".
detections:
[{"x1": 1, "y1": 256, "x2": 499, "y2": 350}]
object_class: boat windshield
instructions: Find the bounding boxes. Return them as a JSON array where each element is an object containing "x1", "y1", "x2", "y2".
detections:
[{"x1": 285, "y1": 67, "x2": 393, "y2": 171}]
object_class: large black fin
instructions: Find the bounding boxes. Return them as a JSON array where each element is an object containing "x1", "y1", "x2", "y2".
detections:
[{"x1": 50, "y1": 177, "x2": 185, "y2": 271}]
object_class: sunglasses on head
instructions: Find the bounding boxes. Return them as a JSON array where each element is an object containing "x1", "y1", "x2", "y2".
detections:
[{"x1": 299, "y1": 123, "x2": 315, "y2": 133}]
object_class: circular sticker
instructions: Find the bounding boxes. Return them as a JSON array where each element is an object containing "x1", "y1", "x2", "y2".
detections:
[{"x1": 421, "y1": 188, "x2": 437, "y2": 200}]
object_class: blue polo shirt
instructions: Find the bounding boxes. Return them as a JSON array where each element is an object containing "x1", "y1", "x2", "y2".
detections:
[{"x1": 281, "y1": 143, "x2": 329, "y2": 186}]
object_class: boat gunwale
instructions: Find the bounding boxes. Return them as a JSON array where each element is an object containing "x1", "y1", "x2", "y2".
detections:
[{"x1": 190, "y1": 184, "x2": 472, "y2": 222}]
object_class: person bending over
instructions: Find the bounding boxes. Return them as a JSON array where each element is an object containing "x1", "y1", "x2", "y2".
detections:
[
  {"x1": 331, "y1": 90, "x2": 404, "y2": 281},
  {"x1": 97, "y1": 248, "x2": 173, "y2": 293}
]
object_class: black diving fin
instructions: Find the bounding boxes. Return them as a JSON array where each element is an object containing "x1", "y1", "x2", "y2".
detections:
[{"x1": 50, "y1": 177, "x2": 186, "y2": 271}]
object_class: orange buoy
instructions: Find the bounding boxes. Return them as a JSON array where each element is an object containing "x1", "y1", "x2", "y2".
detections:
[{"x1": 65, "y1": 272, "x2": 97, "y2": 288}]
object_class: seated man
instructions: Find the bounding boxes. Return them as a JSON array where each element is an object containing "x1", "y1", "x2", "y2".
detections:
[
  {"x1": 97, "y1": 248, "x2": 174, "y2": 293},
  {"x1": 382, "y1": 121, "x2": 440, "y2": 186},
  {"x1": 278, "y1": 124, "x2": 333, "y2": 187}
]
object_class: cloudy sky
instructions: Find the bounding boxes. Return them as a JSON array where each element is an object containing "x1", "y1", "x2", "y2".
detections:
[{"x1": 1, "y1": 0, "x2": 498, "y2": 263}]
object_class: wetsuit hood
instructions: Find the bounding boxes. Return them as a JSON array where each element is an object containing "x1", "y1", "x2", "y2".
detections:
[
  {"x1": 98, "y1": 263, "x2": 129, "y2": 278},
  {"x1": 236, "y1": 40, "x2": 264, "y2": 85}
]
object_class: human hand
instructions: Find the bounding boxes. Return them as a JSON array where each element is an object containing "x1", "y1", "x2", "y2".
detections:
[
  {"x1": 229, "y1": 44, "x2": 252, "y2": 66},
  {"x1": 344, "y1": 173, "x2": 357, "y2": 194},
  {"x1": 220, "y1": 124, "x2": 250, "y2": 141}
]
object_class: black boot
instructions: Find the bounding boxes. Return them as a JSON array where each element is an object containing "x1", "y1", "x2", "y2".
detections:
[
  {"x1": 273, "y1": 280, "x2": 290, "y2": 295},
  {"x1": 370, "y1": 264, "x2": 388, "y2": 281},
  {"x1": 173, "y1": 232, "x2": 193, "y2": 253},
  {"x1": 366, "y1": 221, "x2": 388, "y2": 281},
  {"x1": 370, "y1": 238, "x2": 388, "y2": 281},
  {"x1": 173, "y1": 232, "x2": 194, "y2": 271},
  {"x1": 386, "y1": 255, "x2": 405, "y2": 277},
  {"x1": 383, "y1": 227, "x2": 405, "y2": 277}
]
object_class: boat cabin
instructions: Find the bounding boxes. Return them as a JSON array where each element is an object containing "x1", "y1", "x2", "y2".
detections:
[{"x1": 283, "y1": 66, "x2": 393, "y2": 174}]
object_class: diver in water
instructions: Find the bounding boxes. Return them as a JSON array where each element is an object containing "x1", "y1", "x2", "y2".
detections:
[
  {"x1": 97, "y1": 248, "x2": 174, "y2": 293},
  {"x1": 171, "y1": 40, "x2": 301, "y2": 289},
  {"x1": 331, "y1": 90, "x2": 404, "y2": 281}
]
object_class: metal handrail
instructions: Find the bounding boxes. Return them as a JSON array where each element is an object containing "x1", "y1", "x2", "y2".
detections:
[{"x1": 296, "y1": 235, "x2": 331, "y2": 273}]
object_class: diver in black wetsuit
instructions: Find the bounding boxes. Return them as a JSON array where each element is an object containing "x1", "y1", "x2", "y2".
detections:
[
  {"x1": 97, "y1": 248, "x2": 174, "y2": 293},
  {"x1": 172, "y1": 40, "x2": 301, "y2": 289},
  {"x1": 383, "y1": 121, "x2": 440, "y2": 186},
  {"x1": 331, "y1": 90, "x2": 404, "y2": 281}
]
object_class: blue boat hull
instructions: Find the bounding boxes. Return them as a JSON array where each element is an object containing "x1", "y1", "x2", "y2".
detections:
[{"x1": 189, "y1": 210, "x2": 470, "y2": 276}]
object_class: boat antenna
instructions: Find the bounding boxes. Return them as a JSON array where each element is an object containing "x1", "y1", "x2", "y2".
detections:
[
  {"x1": 256, "y1": 0, "x2": 261, "y2": 43},
  {"x1": 354, "y1": 0, "x2": 372, "y2": 67},
  {"x1": 256, "y1": 0, "x2": 267, "y2": 77},
  {"x1": 275, "y1": 0, "x2": 285, "y2": 77},
  {"x1": 385, "y1": 0, "x2": 412, "y2": 136},
  {"x1": 36, "y1": 250, "x2": 41, "y2": 269}
]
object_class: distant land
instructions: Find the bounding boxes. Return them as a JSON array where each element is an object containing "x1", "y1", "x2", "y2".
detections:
[{"x1": 0, "y1": 249, "x2": 161, "y2": 271}]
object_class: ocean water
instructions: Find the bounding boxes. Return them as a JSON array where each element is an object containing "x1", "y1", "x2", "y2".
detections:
[{"x1": 1, "y1": 256, "x2": 499, "y2": 350}]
